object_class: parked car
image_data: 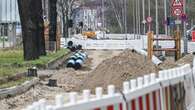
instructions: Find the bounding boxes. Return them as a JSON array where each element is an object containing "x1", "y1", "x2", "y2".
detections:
[{"x1": 186, "y1": 25, "x2": 195, "y2": 40}]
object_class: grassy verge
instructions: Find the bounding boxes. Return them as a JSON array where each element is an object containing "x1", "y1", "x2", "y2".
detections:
[
  {"x1": 0, "y1": 49, "x2": 69, "y2": 78},
  {"x1": 0, "y1": 77, "x2": 32, "y2": 89},
  {"x1": 0, "y1": 67, "x2": 27, "y2": 77},
  {"x1": 0, "y1": 48, "x2": 69, "y2": 88}
]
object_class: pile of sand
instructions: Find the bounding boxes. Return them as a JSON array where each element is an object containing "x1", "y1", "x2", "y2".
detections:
[
  {"x1": 0, "y1": 84, "x2": 66, "y2": 110},
  {"x1": 158, "y1": 54, "x2": 194, "y2": 70},
  {"x1": 50, "y1": 68, "x2": 86, "y2": 91},
  {"x1": 80, "y1": 49, "x2": 158, "y2": 91},
  {"x1": 176, "y1": 54, "x2": 194, "y2": 66}
]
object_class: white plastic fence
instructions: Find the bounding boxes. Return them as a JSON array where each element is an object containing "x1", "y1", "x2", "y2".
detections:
[
  {"x1": 61, "y1": 36, "x2": 195, "y2": 53},
  {"x1": 23, "y1": 58, "x2": 195, "y2": 110},
  {"x1": 96, "y1": 34, "x2": 141, "y2": 40},
  {"x1": 63, "y1": 38, "x2": 143, "y2": 50}
]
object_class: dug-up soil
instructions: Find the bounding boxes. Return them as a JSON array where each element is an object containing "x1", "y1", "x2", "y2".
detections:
[
  {"x1": 78, "y1": 50, "x2": 159, "y2": 91},
  {"x1": 158, "y1": 54, "x2": 194, "y2": 70},
  {"x1": 0, "y1": 84, "x2": 67, "y2": 110},
  {"x1": 50, "y1": 68, "x2": 86, "y2": 92},
  {"x1": 1, "y1": 50, "x2": 193, "y2": 110}
]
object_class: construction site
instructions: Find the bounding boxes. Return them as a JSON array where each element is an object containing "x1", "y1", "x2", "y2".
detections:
[
  {"x1": 0, "y1": 46, "x2": 194, "y2": 110},
  {"x1": 0, "y1": 0, "x2": 195, "y2": 110}
]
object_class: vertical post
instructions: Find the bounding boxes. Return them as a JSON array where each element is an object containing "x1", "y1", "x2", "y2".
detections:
[
  {"x1": 124, "y1": 0, "x2": 127, "y2": 39},
  {"x1": 96, "y1": 87, "x2": 103, "y2": 99},
  {"x1": 155, "y1": 0, "x2": 159, "y2": 48},
  {"x1": 164, "y1": 0, "x2": 168, "y2": 35},
  {"x1": 142, "y1": 0, "x2": 146, "y2": 34},
  {"x1": 183, "y1": 0, "x2": 188, "y2": 54},
  {"x1": 142, "y1": 0, "x2": 145, "y2": 49},
  {"x1": 133, "y1": 0, "x2": 136, "y2": 38},
  {"x1": 175, "y1": 31, "x2": 181, "y2": 60},
  {"x1": 122, "y1": 0, "x2": 124, "y2": 33},
  {"x1": 102, "y1": 0, "x2": 105, "y2": 29},
  {"x1": 147, "y1": 31, "x2": 153, "y2": 60},
  {"x1": 138, "y1": 0, "x2": 141, "y2": 38},
  {"x1": 136, "y1": 0, "x2": 138, "y2": 38},
  {"x1": 102, "y1": 0, "x2": 105, "y2": 38},
  {"x1": 148, "y1": 0, "x2": 151, "y2": 16},
  {"x1": 0, "y1": 0, "x2": 2, "y2": 48}
]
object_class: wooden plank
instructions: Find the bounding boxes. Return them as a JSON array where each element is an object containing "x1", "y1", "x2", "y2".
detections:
[
  {"x1": 153, "y1": 48, "x2": 177, "y2": 51},
  {"x1": 153, "y1": 38, "x2": 176, "y2": 41}
]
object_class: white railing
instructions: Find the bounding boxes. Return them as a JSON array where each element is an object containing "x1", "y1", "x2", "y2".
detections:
[{"x1": 23, "y1": 58, "x2": 195, "y2": 110}]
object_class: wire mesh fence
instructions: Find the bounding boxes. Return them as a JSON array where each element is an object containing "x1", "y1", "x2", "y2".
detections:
[{"x1": 0, "y1": 0, "x2": 21, "y2": 49}]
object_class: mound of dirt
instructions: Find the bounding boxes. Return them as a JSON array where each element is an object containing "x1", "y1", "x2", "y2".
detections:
[
  {"x1": 158, "y1": 54, "x2": 194, "y2": 70},
  {"x1": 79, "y1": 49, "x2": 158, "y2": 91},
  {"x1": 0, "y1": 84, "x2": 66, "y2": 110},
  {"x1": 176, "y1": 54, "x2": 194, "y2": 66},
  {"x1": 50, "y1": 68, "x2": 86, "y2": 91}
]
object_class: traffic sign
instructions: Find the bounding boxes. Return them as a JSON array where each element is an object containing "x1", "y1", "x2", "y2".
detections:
[
  {"x1": 172, "y1": 7, "x2": 183, "y2": 16},
  {"x1": 146, "y1": 16, "x2": 152, "y2": 23},
  {"x1": 172, "y1": 0, "x2": 183, "y2": 8}
]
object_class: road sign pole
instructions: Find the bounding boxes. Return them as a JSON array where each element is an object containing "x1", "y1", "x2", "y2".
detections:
[
  {"x1": 148, "y1": 0, "x2": 151, "y2": 16},
  {"x1": 183, "y1": 0, "x2": 188, "y2": 54},
  {"x1": 149, "y1": 23, "x2": 151, "y2": 32},
  {"x1": 142, "y1": 0, "x2": 146, "y2": 34},
  {"x1": 155, "y1": 0, "x2": 159, "y2": 47},
  {"x1": 147, "y1": 17, "x2": 152, "y2": 31},
  {"x1": 164, "y1": 0, "x2": 168, "y2": 35}
]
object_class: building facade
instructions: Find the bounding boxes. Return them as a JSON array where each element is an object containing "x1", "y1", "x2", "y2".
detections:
[{"x1": 74, "y1": 7, "x2": 98, "y2": 31}]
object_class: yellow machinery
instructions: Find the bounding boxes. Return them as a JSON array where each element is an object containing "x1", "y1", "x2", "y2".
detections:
[{"x1": 82, "y1": 31, "x2": 96, "y2": 39}]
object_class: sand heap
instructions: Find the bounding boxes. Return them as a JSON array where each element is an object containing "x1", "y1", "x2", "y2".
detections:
[
  {"x1": 80, "y1": 49, "x2": 158, "y2": 91},
  {"x1": 158, "y1": 54, "x2": 194, "y2": 70},
  {"x1": 176, "y1": 54, "x2": 194, "y2": 65},
  {"x1": 50, "y1": 68, "x2": 85, "y2": 91}
]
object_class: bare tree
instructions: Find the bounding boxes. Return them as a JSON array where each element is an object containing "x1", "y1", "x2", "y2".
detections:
[{"x1": 58, "y1": 0, "x2": 77, "y2": 38}]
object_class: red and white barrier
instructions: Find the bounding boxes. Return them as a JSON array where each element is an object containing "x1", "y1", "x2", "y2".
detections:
[{"x1": 23, "y1": 62, "x2": 195, "y2": 110}]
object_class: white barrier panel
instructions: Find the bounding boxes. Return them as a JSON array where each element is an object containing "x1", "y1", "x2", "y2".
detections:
[
  {"x1": 61, "y1": 35, "x2": 195, "y2": 53},
  {"x1": 97, "y1": 34, "x2": 142, "y2": 40},
  {"x1": 66, "y1": 38, "x2": 143, "y2": 50},
  {"x1": 23, "y1": 63, "x2": 195, "y2": 110}
]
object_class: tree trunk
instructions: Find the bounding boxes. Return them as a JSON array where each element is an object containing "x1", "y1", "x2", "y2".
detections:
[
  {"x1": 62, "y1": 11, "x2": 66, "y2": 38},
  {"x1": 65, "y1": 15, "x2": 69, "y2": 38},
  {"x1": 48, "y1": 0, "x2": 57, "y2": 51},
  {"x1": 18, "y1": 0, "x2": 45, "y2": 60},
  {"x1": 36, "y1": 0, "x2": 46, "y2": 56}
]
